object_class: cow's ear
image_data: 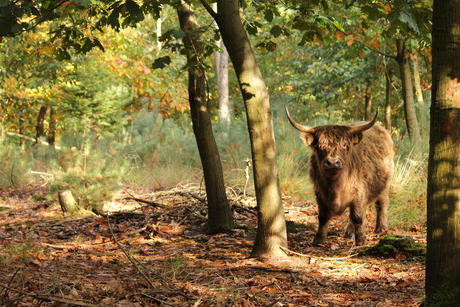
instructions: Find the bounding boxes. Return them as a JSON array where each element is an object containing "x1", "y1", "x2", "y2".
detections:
[
  {"x1": 301, "y1": 132, "x2": 314, "y2": 146},
  {"x1": 352, "y1": 133, "x2": 363, "y2": 144}
]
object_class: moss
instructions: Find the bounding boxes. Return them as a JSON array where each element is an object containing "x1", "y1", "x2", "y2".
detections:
[
  {"x1": 426, "y1": 284, "x2": 460, "y2": 307},
  {"x1": 360, "y1": 235, "x2": 425, "y2": 259}
]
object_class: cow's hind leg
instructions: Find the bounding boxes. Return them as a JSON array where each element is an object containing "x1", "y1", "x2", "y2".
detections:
[
  {"x1": 349, "y1": 203, "x2": 366, "y2": 246},
  {"x1": 313, "y1": 201, "x2": 332, "y2": 245},
  {"x1": 374, "y1": 192, "x2": 389, "y2": 233}
]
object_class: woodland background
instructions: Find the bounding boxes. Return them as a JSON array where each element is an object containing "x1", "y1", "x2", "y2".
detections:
[{"x1": 0, "y1": 0, "x2": 433, "y2": 306}]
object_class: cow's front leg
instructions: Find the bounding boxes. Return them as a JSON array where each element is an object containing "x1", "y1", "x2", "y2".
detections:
[
  {"x1": 349, "y1": 203, "x2": 366, "y2": 246},
  {"x1": 313, "y1": 201, "x2": 332, "y2": 245},
  {"x1": 374, "y1": 193, "x2": 389, "y2": 233}
]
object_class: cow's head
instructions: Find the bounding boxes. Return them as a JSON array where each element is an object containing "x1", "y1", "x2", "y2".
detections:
[{"x1": 285, "y1": 106, "x2": 377, "y2": 175}]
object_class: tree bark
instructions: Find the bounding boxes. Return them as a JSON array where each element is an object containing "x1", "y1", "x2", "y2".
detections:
[
  {"x1": 395, "y1": 39, "x2": 421, "y2": 147},
  {"x1": 364, "y1": 83, "x2": 372, "y2": 121},
  {"x1": 412, "y1": 54, "x2": 425, "y2": 107},
  {"x1": 214, "y1": 0, "x2": 287, "y2": 259},
  {"x1": 47, "y1": 107, "x2": 56, "y2": 147},
  {"x1": 176, "y1": 2, "x2": 233, "y2": 233},
  {"x1": 384, "y1": 67, "x2": 393, "y2": 131},
  {"x1": 36, "y1": 105, "x2": 47, "y2": 142},
  {"x1": 58, "y1": 190, "x2": 79, "y2": 213},
  {"x1": 212, "y1": 3, "x2": 231, "y2": 131},
  {"x1": 426, "y1": 0, "x2": 460, "y2": 302}
]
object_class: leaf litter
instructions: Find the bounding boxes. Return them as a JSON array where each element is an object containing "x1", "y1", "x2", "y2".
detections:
[{"x1": 0, "y1": 185, "x2": 425, "y2": 306}]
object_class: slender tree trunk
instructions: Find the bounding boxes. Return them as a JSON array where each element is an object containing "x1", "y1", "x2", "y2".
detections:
[
  {"x1": 384, "y1": 67, "x2": 393, "y2": 131},
  {"x1": 426, "y1": 0, "x2": 460, "y2": 302},
  {"x1": 395, "y1": 39, "x2": 421, "y2": 147},
  {"x1": 216, "y1": 41, "x2": 231, "y2": 129},
  {"x1": 214, "y1": 0, "x2": 287, "y2": 259},
  {"x1": 176, "y1": 2, "x2": 233, "y2": 233},
  {"x1": 47, "y1": 107, "x2": 56, "y2": 147},
  {"x1": 364, "y1": 83, "x2": 372, "y2": 121},
  {"x1": 412, "y1": 54, "x2": 427, "y2": 129},
  {"x1": 412, "y1": 54, "x2": 425, "y2": 107},
  {"x1": 156, "y1": 17, "x2": 162, "y2": 53},
  {"x1": 36, "y1": 105, "x2": 47, "y2": 142},
  {"x1": 213, "y1": 3, "x2": 231, "y2": 131}
]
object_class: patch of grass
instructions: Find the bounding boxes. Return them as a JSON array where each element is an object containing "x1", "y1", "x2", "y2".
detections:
[
  {"x1": 162, "y1": 255, "x2": 190, "y2": 281},
  {"x1": 0, "y1": 240, "x2": 43, "y2": 267},
  {"x1": 389, "y1": 152, "x2": 427, "y2": 230}
]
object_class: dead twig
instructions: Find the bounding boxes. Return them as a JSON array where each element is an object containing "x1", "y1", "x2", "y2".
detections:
[
  {"x1": 124, "y1": 197, "x2": 167, "y2": 208},
  {"x1": 0, "y1": 283, "x2": 108, "y2": 307},
  {"x1": 232, "y1": 202, "x2": 257, "y2": 216},
  {"x1": 280, "y1": 246, "x2": 359, "y2": 260},
  {"x1": 106, "y1": 214, "x2": 191, "y2": 300}
]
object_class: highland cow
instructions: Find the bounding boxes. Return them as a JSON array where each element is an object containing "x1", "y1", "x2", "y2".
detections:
[{"x1": 285, "y1": 106, "x2": 394, "y2": 246}]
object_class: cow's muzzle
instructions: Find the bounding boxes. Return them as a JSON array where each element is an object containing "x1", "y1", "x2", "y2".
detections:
[{"x1": 323, "y1": 158, "x2": 343, "y2": 171}]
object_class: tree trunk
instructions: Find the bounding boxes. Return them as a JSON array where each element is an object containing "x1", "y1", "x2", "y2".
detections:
[
  {"x1": 412, "y1": 54, "x2": 425, "y2": 107},
  {"x1": 426, "y1": 0, "x2": 460, "y2": 303},
  {"x1": 47, "y1": 107, "x2": 56, "y2": 147},
  {"x1": 156, "y1": 17, "x2": 162, "y2": 53},
  {"x1": 395, "y1": 39, "x2": 421, "y2": 147},
  {"x1": 214, "y1": 0, "x2": 287, "y2": 259},
  {"x1": 384, "y1": 67, "x2": 393, "y2": 131},
  {"x1": 216, "y1": 40, "x2": 231, "y2": 130},
  {"x1": 213, "y1": 3, "x2": 231, "y2": 131},
  {"x1": 36, "y1": 105, "x2": 47, "y2": 142},
  {"x1": 176, "y1": 2, "x2": 233, "y2": 233},
  {"x1": 364, "y1": 83, "x2": 372, "y2": 121},
  {"x1": 412, "y1": 54, "x2": 427, "y2": 129}
]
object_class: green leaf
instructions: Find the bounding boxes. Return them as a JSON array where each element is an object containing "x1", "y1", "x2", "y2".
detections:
[
  {"x1": 172, "y1": 29, "x2": 185, "y2": 39},
  {"x1": 151, "y1": 56, "x2": 171, "y2": 69},
  {"x1": 246, "y1": 23, "x2": 258, "y2": 35},
  {"x1": 270, "y1": 25, "x2": 282, "y2": 38},
  {"x1": 399, "y1": 11, "x2": 420, "y2": 35},
  {"x1": 264, "y1": 9, "x2": 274, "y2": 22}
]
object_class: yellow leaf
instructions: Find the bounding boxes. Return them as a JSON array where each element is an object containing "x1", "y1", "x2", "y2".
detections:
[{"x1": 38, "y1": 45, "x2": 55, "y2": 56}]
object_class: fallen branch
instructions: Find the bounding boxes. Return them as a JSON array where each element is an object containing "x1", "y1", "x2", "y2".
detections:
[
  {"x1": 106, "y1": 214, "x2": 191, "y2": 300},
  {"x1": 1, "y1": 131, "x2": 61, "y2": 149},
  {"x1": 124, "y1": 197, "x2": 167, "y2": 208},
  {"x1": 0, "y1": 283, "x2": 109, "y2": 307},
  {"x1": 232, "y1": 203, "x2": 257, "y2": 216},
  {"x1": 280, "y1": 246, "x2": 359, "y2": 261}
]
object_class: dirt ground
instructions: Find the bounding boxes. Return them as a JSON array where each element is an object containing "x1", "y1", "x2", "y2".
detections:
[{"x1": 0, "y1": 185, "x2": 425, "y2": 306}]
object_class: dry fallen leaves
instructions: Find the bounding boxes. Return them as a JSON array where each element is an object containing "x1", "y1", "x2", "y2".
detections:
[{"x1": 0, "y1": 185, "x2": 425, "y2": 306}]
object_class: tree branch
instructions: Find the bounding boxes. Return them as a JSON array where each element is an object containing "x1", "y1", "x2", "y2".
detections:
[{"x1": 198, "y1": 0, "x2": 217, "y2": 20}]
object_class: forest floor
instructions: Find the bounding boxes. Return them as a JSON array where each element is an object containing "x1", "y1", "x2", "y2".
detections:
[{"x1": 0, "y1": 184, "x2": 426, "y2": 307}]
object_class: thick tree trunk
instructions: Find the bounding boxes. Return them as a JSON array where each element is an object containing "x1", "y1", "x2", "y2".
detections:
[
  {"x1": 395, "y1": 39, "x2": 421, "y2": 147},
  {"x1": 176, "y1": 2, "x2": 233, "y2": 233},
  {"x1": 426, "y1": 0, "x2": 460, "y2": 302},
  {"x1": 384, "y1": 67, "x2": 393, "y2": 131},
  {"x1": 215, "y1": 0, "x2": 287, "y2": 259},
  {"x1": 36, "y1": 105, "x2": 47, "y2": 142}
]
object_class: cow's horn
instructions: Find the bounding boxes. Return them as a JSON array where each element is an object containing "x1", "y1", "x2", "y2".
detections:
[
  {"x1": 285, "y1": 105, "x2": 314, "y2": 133},
  {"x1": 351, "y1": 111, "x2": 378, "y2": 133}
]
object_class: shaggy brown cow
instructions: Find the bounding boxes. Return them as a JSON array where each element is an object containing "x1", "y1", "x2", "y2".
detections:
[{"x1": 285, "y1": 106, "x2": 394, "y2": 246}]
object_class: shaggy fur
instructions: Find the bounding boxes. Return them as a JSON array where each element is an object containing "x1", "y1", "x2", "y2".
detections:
[{"x1": 301, "y1": 122, "x2": 394, "y2": 246}]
